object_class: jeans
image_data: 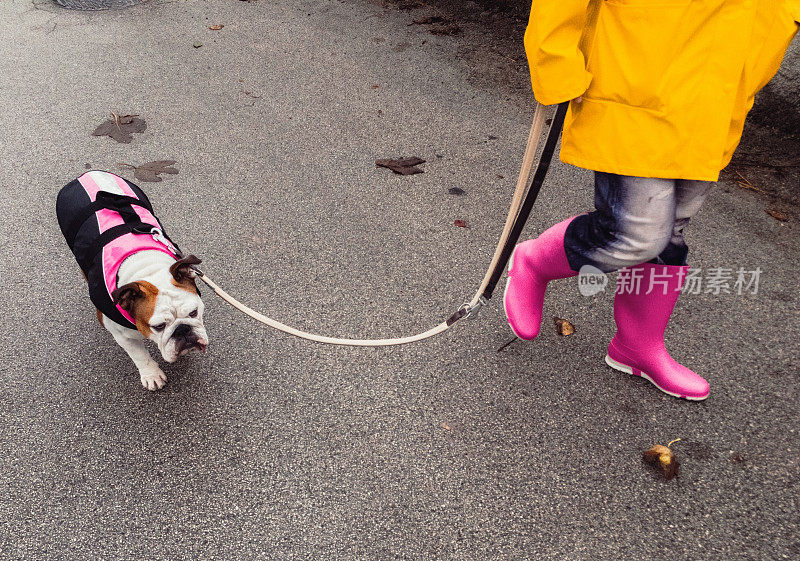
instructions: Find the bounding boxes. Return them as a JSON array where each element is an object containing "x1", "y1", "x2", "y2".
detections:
[{"x1": 564, "y1": 172, "x2": 712, "y2": 273}]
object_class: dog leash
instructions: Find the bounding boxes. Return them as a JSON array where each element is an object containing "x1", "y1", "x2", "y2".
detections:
[{"x1": 194, "y1": 102, "x2": 569, "y2": 346}]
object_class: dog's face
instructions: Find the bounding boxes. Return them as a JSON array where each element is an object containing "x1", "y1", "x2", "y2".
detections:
[{"x1": 113, "y1": 255, "x2": 209, "y2": 363}]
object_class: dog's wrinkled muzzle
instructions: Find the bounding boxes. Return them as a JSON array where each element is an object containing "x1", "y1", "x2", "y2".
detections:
[{"x1": 172, "y1": 323, "x2": 208, "y2": 357}]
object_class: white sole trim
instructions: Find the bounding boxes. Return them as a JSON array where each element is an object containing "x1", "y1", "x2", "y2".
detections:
[
  {"x1": 604, "y1": 354, "x2": 708, "y2": 401},
  {"x1": 604, "y1": 354, "x2": 633, "y2": 375}
]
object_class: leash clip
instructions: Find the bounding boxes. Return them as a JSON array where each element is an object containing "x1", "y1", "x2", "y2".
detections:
[
  {"x1": 446, "y1": 296, "x2": 487, "y2": 326},
  {"x1": 148, "y1": 227, "x2": 178, "y2": 255}
]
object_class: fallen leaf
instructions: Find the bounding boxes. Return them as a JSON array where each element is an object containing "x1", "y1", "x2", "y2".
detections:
[
  {"x1": 208, "y1": 24, "x2": 224, "y2": 30},
  {"x1": 193, "y1": 41, "x2": 203, "y2": 48},
  {"x1": 376, "y1": 157, "x2": 425, "y2": 175},
  {"x1": 553, "y1": 317, "x2": 575, "y2": 336},
  {"x1": 766, "y1": 209, "x2": 789, "y2": 222},
  {"x1": 441, "y1": 422, "x2": 451, "y2": 431},
  {"x1": 429, "y1": 23, "x2": 461, "y2": 36},
  {"x1": 643, "y1": 438, "x2": 681, "y2": 480},
  {"x1": 92, "y1": 114, "x2": 146, "y2": 144},
  {"x1": 448, "y1": 187, "x2": 465, "y2": 196},
  {"x1": 119, "y1": 160, "x2": 178, "y2": 183},
  {"x1": 496, "y1": 174, "x2": 504, "y2": 179},
  {"x1": 371, "y1": 84, "x2": 380, "y2": 89},
  {"x1": 454, "y1": 219, "x2": 467, "y2": 228}
]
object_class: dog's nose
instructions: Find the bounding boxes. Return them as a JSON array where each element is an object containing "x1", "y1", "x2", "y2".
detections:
[{"x1": 173, "y1": 323, "x2": 192, "y2": 338}]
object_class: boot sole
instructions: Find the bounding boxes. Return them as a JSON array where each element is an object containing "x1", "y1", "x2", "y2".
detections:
[{"x1": 604, "y1": 354, "x2": 709, "y2": 401}]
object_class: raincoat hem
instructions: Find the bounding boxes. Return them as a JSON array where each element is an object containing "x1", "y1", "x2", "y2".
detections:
[{"x1": 559, "y1": 151, "x2": 721, "y2": 183}]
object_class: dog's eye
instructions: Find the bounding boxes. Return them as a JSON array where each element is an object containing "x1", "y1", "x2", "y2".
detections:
[
  {"x1": 188, "y1": 309, "x2": 198, "y2": 318},
  {"x1": 151, "y1": 323, "x2": 167, "y2": 332}
]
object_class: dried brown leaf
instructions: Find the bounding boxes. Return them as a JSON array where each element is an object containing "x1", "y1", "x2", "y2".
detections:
[
  {"x1": 92, "y1": 114, "x2": 146, "y2": 144},
  {"x1": 553, "y1": 317, "x2": 575, "y2": 336},
  {"x1": 441, "y1": 422, "x2": 451, "y2": 431},
  {"x1": 209, "y1": 24, "x2": 224, "y2": 30},
  {"x1": 453, "y1": 219, "x2": 467, "y2": 228},
  {"x1": 376, "y1": 157, "x2": 425, "y2": 175},
  {"x1": 119, "y1": 160, "x2": 178, "y2": 182}
]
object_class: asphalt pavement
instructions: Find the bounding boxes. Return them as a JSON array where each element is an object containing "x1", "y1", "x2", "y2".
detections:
[{"x1": 0, "y1": 1, "x2": 798, "y2": 559}]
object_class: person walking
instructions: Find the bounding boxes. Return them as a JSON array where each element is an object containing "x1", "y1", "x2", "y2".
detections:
[{"x1": 505, "y1": 0, "x2": 799, "y2": 400}]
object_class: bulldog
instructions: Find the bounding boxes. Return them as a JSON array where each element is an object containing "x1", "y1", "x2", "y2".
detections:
[{"x1": 56, "y1": 170, "x2": 209, "y2": 390}]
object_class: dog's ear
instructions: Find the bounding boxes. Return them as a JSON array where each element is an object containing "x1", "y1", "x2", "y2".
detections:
[
  {"x1": 112, "y1": 282, "x2": 144, "y2": 316},
  {"x1": 170, "y1": 255, "x2": 202, "y2": 283}
]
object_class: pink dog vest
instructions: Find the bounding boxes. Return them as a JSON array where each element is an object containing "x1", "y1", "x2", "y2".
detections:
[{"x1": 57, "y1": 171, "x2": 178, "y2": 328}]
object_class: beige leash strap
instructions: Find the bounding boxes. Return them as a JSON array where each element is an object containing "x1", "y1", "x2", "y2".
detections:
[
  {"x1": 471, "y1": 102, "x2": 548, "y2": 304},
  {"x1": 196, "y1": 104, "x2": 549, "y2": 346}
]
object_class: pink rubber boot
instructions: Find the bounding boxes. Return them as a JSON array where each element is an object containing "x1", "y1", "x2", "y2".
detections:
[
  {"x1": 606, "y1": 263, "x2": 710, "y2": 400},
  {"x1": 503, "y1": 217, "x2": 578, "y2": 340}
]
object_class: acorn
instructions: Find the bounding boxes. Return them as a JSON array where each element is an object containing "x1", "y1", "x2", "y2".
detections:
[
  {"x1": 643, "y1": 438, "x2": 681, "y2": 480},
  {"x1": 553, "y1": 316, "x2": 575, "y2": 336}
]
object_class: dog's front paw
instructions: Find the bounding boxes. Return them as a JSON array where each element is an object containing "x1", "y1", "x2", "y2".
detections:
[{"x1": 140, "y1": 367, "x2": 167, "y2": 391}]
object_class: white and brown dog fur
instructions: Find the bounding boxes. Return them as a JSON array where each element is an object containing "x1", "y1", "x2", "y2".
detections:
[{"x1": 102, "y1": 252, "x2": 209, "y2": 390}]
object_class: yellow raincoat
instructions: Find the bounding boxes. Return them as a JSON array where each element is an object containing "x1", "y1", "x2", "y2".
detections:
[{"x1": 524, "y1": 0, "x2": 800, "y2": 181}]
